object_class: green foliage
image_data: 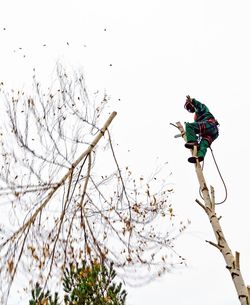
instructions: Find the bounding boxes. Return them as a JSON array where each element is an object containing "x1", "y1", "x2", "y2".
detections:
[
  {"x1": 29, "y1": 261, "x2": 127, "y2": 305},
  {"x1": 63, "y1": 261, "x2": 127, "y2": 305},
  {"x1": 29, "y1": 282, "x2": 59, "y2": 305}
]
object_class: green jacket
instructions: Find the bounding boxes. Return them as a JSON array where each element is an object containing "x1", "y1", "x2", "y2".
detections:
[{"x1": 192, "y1": 99, "x2": 215, "y2": 122}]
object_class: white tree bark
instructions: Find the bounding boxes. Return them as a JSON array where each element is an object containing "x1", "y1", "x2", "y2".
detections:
[{"x1": 176, "y1": 121, "x2": 249, "y2": 305}]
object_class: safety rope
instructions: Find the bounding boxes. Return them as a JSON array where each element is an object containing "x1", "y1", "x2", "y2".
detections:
[{"x1": 199, "y1": 146, "x2": 228, "y2": 205}]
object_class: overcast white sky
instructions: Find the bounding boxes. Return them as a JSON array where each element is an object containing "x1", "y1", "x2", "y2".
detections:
[{"x1": 1, "y1": 1, "x2": 250, "y2": 304}]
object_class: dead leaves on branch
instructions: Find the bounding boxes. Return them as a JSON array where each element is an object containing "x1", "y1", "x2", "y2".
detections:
[{"x1": 0, "y1": 65, "x2": 188, "y2": 303}]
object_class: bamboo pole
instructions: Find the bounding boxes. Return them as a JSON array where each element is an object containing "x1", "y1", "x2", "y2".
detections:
[{"x1": 175, "y1": 121, "x2": 249, "y2": 305}]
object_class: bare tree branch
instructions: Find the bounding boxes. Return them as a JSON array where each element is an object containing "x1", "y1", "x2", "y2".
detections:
[{"x1": 0, "y1": 66, "x2": 187, "y2": 304}]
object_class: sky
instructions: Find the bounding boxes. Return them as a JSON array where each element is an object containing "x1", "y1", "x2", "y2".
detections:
[{"x1": 1, "y1": 0, "x2": 250, "y2": 304}]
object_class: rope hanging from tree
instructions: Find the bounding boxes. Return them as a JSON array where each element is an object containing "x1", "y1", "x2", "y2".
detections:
[{"x1": 199, "y1": 146, "x2": 228, "y2": 205}]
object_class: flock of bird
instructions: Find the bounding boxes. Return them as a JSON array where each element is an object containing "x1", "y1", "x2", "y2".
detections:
[{"x1": 2, "y1": 26, "x2": 113, "y2": 66}]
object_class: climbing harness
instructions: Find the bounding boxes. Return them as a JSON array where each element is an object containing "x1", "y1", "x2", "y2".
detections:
[{"x1": 170, "y1": 122, "x2": 227, "y2": 205}]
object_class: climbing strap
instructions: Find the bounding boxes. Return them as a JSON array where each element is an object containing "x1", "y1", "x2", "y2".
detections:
[{"x1": 199, "y1": 146, "x2": 228, "y2": 205}]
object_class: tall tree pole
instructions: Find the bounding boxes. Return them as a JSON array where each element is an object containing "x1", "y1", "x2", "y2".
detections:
[{"x1": 175, "y1": 121, "x2": 249, "y2": 305}]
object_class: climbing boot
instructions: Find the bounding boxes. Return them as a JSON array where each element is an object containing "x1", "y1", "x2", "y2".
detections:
[
  {"x1": 185, "y1": 141, "x2": 198, "y2": 149},
  {"x1": 188, "y1": 156, "x2": 204, "y2": 163}
]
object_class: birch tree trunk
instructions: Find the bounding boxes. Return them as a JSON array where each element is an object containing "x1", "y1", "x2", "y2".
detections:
[{"x1": 175, "y1": 121, "x2": 249, "y2": 305}]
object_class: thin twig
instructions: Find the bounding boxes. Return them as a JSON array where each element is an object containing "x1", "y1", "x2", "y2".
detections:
[
  {"x1": 195, "y1": 198, "x2": 206, "y2": 211},
  {"x1": 205, "y1": 240, "x2": 221, "y2": 250}
]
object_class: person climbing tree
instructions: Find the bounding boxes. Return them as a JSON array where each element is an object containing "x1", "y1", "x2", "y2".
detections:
[{"x1": 184, "y1": 95, "x2": 219, "y2": 163}]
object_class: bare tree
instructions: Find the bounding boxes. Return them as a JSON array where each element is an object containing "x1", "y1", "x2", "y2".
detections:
[
  {"x1": 0, "y1": 65, "x2": 187, "y2": 304},
  {"x1": 175, "y1": 122, "x2": 250, "y2": 305}
]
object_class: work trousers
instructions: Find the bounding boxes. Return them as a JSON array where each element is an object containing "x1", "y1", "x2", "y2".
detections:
[{"x1": 185, "y1": 121, "x2": 219, "y2": 158}]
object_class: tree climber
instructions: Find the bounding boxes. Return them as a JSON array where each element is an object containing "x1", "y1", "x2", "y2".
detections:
[{"x1": 184, "y1": 95, "x2": 219, "y2": 163}]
